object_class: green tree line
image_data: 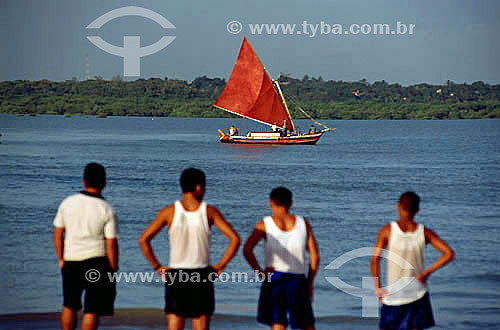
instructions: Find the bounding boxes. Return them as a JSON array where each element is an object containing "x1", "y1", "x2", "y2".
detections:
[{"x1": 1, "y1": 76, "x2": 499, "y2": 119}]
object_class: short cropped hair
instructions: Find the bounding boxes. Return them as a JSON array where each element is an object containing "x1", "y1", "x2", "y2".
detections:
[
  {"x1": 180, "y1": 168, "x2": 206, "y2": 193},
  {"x1": 270, "y1": 187, "x2": 293, "y2": 209},
  {"x1": 399, "y1": 191, "x2": 420, "y2": 215},
  {"x1": 84, "y1": 162, "x2": 106, "y2": 190}
]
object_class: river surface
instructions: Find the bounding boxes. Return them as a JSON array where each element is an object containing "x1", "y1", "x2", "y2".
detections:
[{"x1": 0, "y1": 115, "x2": 499, "y2": 329}]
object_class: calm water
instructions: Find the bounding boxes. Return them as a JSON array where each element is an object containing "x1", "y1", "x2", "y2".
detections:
[{"x1": 0, "y1": 115, "x2": 499, "y2": 329}]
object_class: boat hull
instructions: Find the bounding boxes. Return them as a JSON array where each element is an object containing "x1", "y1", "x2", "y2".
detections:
[{"x1": 218, "y1": 130, "x2": 323, "y2": 145}]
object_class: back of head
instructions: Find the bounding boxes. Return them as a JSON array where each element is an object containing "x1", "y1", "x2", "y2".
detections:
[
  {"x1": 399, "y1": 191, "x2": 420, "y2": 215},
  {"x1": 180, "y1": 168, "x2": 206, "y2": 193},
  {"x1": 270, "y1": 187, "x2": 293, "y2": 209},
  {"x1": 84, "y1": 162, "x2": 106, "y2": 190}
]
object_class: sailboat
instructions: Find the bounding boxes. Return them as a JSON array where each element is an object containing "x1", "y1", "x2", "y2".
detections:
[{"x1": 214, "y1": 37, "x2": 335, "y2": 145}]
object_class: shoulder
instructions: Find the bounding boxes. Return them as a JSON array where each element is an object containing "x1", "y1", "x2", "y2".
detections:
[
  {"x1": 84, "y1": 196, "x2": 115, "y2": 218},
  {"x1": 57, "y1": 193, "x2": 87, "y2": 211},
  {"x1": 255, "y1": 219, "x2": 266, "y2": 232},
  {"x1": 161, "y1": 203, "x2": 175, "y2": 216},
  {"x1": 301, "y1": 218, "x2": 317, "y2": 241},
  {"x1": 250, "y1": 219, "x2": 266, "y2": 239},
  {"x1": 155, "y1": 203, "x2": 175, "y2": 225},
  {"x1": 206, "y1": 204, "x2": 221, "y2": 217},
  {"x1": 372, "y1": 223, "x2": 391, "y2": 248},
  {"x1": 378, "y1": 223, "x2": 392, "y2": 237},
  {"x1": 206, "y1": 203, "x2": 216, "y2": 212},
  {"x1": 100, "y1": 198, "x2": 114, "y2": 212},
  {"x1": 60, "y1": 193, "x2": 82, "y2": 205},
  {"x1": 423, "y1": 226, "x2": 437, "y2": 243},
  {"x1": 301, "y1": 216, "x2": 311, "y2": 230},
  {"x1": 206, "y1": 204, "x2": 226, "y2": 226}
]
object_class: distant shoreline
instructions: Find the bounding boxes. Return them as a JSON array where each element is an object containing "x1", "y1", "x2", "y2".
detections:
[
  {"x1": 1, "y1": 113, "x2": 499, "y2": 120},
  {"x1": 1, "y1": 78, "x2": 499, "y2": 119}
]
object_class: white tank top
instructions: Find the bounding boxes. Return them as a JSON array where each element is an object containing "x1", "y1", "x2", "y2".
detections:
[
  {"x1": 383, "y1": 221, "x2": 427, "y2": 305},
  {"x1": 264, "y1": 216, "x2": 307, "y2": 275},
  {"x1": 168, "y1": 201, "x2": 210, "y2": 269}
]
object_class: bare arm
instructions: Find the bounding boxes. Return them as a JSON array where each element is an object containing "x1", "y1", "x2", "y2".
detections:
[
  {"x1": 53, "y1": 227, "x2": 65, "y2": 269},
  {"x1": 105, "y1": 238, "x2": 119, "y2": 271},
  {"x1": 208, "y1": 205, "x2": 241, "y2": 274},
  {"x1": 370, "y1": 224, "x2": 390, "y2": 302},
  {"x1": 417, "y1": 228, "x2": 455, "y2": 283},
  {"x1": 243, "y1": 220, "x2": 266, "y2": 274},
  {"x1": 138, "y1": 205, "x2": 172, "y2": 274},
  {"x1": 305, "y1": 219, "x2": 320, "y2": 300},
  {"x1": 305, "y1": 220, "x2": 320, "y2": 281}
]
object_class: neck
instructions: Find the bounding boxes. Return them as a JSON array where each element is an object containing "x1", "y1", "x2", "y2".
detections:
[
  {"x1": 182, "y1": 193, "x2": 202, "y2": 203},
  {"x1": 84, "y1": 187, "x2": 101, "y2": 195},
  {"x1": 398, "y1": 215, "x2": 414, "y2": 223},
  {"x1": 273, "y1": 210, "x2": 291, "y2": 219}
]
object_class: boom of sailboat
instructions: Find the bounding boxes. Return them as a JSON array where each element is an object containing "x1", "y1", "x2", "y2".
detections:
[{"x1": 214, "y1": 37, "x2": 335, "y2": 145}]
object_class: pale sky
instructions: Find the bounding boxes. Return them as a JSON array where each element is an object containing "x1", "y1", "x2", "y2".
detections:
[{"x1": 1, "y1": 0, "x2": 499, "y2": 85}]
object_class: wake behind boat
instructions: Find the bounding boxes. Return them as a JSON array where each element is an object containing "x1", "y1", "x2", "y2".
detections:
[{"x1": 214, "y1": 37, "x2": 335, "y2": 145}]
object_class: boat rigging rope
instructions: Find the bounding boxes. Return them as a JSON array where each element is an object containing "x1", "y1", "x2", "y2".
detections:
[{"x1": 283, "y1": 91, "x2": 336, "y2": 132}]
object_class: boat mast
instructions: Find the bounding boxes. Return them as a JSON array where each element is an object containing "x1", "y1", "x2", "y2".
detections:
[{"x1": 273, "y1": 80, "x2": 296, "y2": 134}]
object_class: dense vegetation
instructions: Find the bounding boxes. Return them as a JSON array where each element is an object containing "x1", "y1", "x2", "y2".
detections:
[{"x1": 1, "y1": 76, "x2": 499, "y2": 119}]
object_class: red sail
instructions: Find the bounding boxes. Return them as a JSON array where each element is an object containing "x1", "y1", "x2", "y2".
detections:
[{"x1": 214, "y1": 37, "x2": 292, "y2": 129}]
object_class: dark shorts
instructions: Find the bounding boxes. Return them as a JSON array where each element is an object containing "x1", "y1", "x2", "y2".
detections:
[
  {"x1": 164, "y1": 267, "x2": 215, "y2": 318},
  {"x1": 380, "y1": 292, "x2": 435, "y2": 330},
  {"x1": 257, "y1": 271, "x2": 315, "y2": 329},
  {"x1": 62, "y1": 257, "x2": 116, "y2": 316}
]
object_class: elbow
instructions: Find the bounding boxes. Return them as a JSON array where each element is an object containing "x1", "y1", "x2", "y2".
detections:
[
  {"x1": 229, "y1": 233, "x2": 241, "y2": 251},
  {"x1": 242, "y1": 245, "x2": 252, "y2": 260},
  {"x1": 234, "y1": 235, "x2": 241, "y2": 248},
  {"x1": 447, "y1": 249, "x2": 455, "y2": 262},
  {"x1": 138, "y1": 235, "x2": 147, "y2": 248}
]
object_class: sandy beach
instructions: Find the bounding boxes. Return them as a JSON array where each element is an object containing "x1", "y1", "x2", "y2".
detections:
[{"x1": 0, "y1": 308, "x2": 378, "y2": 329}]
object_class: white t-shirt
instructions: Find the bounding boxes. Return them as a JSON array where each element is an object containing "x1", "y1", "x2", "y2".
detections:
[{"x1": 53, "y1": 192, "x2": 119, "y2": 261}]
